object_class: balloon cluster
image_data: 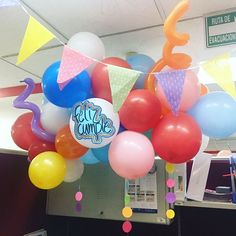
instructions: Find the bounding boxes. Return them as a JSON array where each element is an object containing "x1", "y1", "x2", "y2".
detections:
[{"x1": 11, "y1": 1, "x2": 236, "y2": 192}]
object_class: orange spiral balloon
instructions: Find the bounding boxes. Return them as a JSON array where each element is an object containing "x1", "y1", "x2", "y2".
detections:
[{"x1": 145, "y1": 0, "x2": 191, "y2": 92}]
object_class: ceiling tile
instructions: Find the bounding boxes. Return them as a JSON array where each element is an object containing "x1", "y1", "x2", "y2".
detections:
[
  {"x1": 5, "y1": 46, "x2": 64, "y2": 81},
  {"x1": 0, "y1": 4, "x2": 63, "y2": 57},
  {"x1": 23, "y1": 0, "x2": 163, "y2": 38},
  {"x1": 0, "y1": 58, "x2": 40, "y2": 88},
  {"x1": 0, "y1": 5, "x2": 28, "y2": 56}
]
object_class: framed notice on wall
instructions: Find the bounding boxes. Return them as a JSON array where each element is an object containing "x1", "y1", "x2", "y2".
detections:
[
  {"x1": 205, "y1": 11, "x2": 236, "y2": 48},
  {"x1": 125, "y1": 172, "x2": 158, "y2": 213}
]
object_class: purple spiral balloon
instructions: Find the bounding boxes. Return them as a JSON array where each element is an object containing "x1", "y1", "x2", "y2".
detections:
[{"x1": 13, "y1": 78, "x2": 55, "y2": 143}]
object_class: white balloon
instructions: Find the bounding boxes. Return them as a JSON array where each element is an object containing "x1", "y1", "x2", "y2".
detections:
[
  {"x1": 67, "y1": 32, "x2": 105, "y2": 61},
  {"x1": 64, "y1": 158, "x2": 84, "y2": 183},
  {"x1": 70, "y1": 98, "x2": 120, "y2": 148},
  {"x1": 40, "y1": 102, "x2": 70, "y2": 135}
]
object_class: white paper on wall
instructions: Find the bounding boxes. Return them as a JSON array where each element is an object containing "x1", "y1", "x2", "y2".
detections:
[{"x1": 187, "y1": 153, "x2": 212, "y2": 201}]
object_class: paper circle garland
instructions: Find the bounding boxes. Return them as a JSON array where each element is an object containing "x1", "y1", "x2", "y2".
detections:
[
  {"x1": 166, "y1": 179, "x2": 175, "y2": 188},
  {"x1": 122, "y1": 221, "x2": 132, "y2": 233},
  {"x1": 75, "y1": 191, "x2": 83, "y2": 202},
  {"x1": 122, "y1": 207, "x2": 133, "y2": 218},
  {"x1": 166, "y1": 209, "x2": 175, "y2": 219}
]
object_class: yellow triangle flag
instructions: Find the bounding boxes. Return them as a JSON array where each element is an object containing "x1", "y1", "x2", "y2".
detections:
[
  {"x1": 202, "y1": 53, "x2": 236, "y2": 98},
  {"x1": 17, "y1": 16, "x2": 55, "y2": 65}
]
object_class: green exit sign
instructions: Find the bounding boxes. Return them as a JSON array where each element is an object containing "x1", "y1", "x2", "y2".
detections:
[{"x1": 205, "y1": 11, "x2": 236, "y2": 48}]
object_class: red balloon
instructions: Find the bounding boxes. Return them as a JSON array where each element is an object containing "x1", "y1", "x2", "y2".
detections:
[
  {"x1": 152, "y1": 113, "x2": 202, "y2": 164},
  {"x1": 11, "y1": 113, "x2": 39, "y2": 150},
  {"x1": 91, "y1": 57, "x2": 131, "y2": 102},
  {"x1": 119, "y1": 89, "x2": 162, "y2": 132},
  {"x1": 28, "y1": 140, "x2": 56, "y2": 161}
]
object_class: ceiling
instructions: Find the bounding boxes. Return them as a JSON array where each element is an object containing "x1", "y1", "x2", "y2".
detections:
[{"x1": 0, "y1": 0, "x2": 236, "y2": 88}]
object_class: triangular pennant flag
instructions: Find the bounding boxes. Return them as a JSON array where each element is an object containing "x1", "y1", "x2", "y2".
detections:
[
  {"x1": 108, "y1": 65, "x2": 140, "y2": 112},
  {"x1": 155, "y1": 70, "x2": 186, "y2": 115},
  {"x1": 202, "y1": 53, "x2": 236, "y2": 98},
  {"x1": 17, "y1": 16, "x2": 55, "y2": 65},
  {"x1": 57, "y1": 45, "x2": 93, "y2": 90}
]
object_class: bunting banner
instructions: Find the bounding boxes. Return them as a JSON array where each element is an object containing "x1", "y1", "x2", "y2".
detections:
[
  {"x1": 108, "y1": 65, "x2": 140, "y2": 112},
  {"x1": 155, "y1": 70, "x2": 186, "y2": 115},
  {"x1": 57, "y1": 45, "x2": 93, "y2": 90},
  {"x1": 202, "y1": 53, "x2": 236, "y2": 98},
  {"x1": 17, "y1": 16, "x2": 55, "y2": 65}
]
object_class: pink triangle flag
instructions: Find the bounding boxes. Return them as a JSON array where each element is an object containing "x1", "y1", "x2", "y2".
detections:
[
  {"x1": 57, "y1": 45, "x2": 93, "y2": 90},
  {"x1": 155, "y1": 70, "x2": 186, "y2": 115}
]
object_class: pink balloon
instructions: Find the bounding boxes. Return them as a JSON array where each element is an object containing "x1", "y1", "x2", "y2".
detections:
[
  {"x1": 156, "y1": 70, "x2": 200, "y2": 111},
  {"x1": 109, "y1": 131, "x2": 155, "y2": 179}
]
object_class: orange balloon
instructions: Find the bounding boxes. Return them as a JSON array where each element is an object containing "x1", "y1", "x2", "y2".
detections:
[
  {"x1": 200, "y1": 84, "x2": 209, "y2": 96},
  {"x1": 55, "y1": 125, "x2": 88, "y2": 159}
]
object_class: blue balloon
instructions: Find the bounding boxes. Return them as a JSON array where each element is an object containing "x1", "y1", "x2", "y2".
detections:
[
  {"x1": 92, "y1": 144, "x2": 110, "y2": 164},
  {"x1": 126, "y1": 54, "x2": 155, "y2": 89},
  {"x1": 188, "y1": 92, "x2": 236, "y2": 138},
  {"x1": 80, "y1": 150, "x2": 100, "y2": 165},
  {"x1": 42, "y1": 61, "x2": 91, "y2": 108},
  {"x1": 118, "y1": 124, "x2": 126, "y2": 133}
]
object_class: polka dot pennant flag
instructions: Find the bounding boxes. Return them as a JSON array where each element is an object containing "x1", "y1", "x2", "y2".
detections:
[
  {"x1": 155, "y1": 70, "x2": 186, "y2": 115},
  {"x1": 57, "y1": 45, "x2": 93, "y2": 90},
  {"x1": 107, "y1": 65, "x2": 140, "y2": 112}
]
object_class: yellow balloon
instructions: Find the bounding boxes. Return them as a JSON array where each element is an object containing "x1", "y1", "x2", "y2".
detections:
[{"x1": 28, "y1": 151, "x2": 66, "y2": 189}]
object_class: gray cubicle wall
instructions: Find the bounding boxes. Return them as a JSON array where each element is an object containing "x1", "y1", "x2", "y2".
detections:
[{"x1": 47, "y1": 159, "x2": 171, "y2": 224}]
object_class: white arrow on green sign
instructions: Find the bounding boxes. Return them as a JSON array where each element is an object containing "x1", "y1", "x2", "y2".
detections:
[{"x1": 205, "y1": 11, "x2": 236, "y2": 48}]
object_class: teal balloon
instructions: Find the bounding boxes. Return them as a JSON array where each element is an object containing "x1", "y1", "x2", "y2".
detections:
[
  {"x1": 188, "y1": 92, "x2": 236, "y2": 138},
  {"x1": 80, "y1": 150, "x2": 99, "y2": 164},
  {"x1": 91, "y1": 126, "x2": 125, "y2": 164},
  {"x1": 144, "y1": 129, "x2": 152, "y2": 140},
  {"x1": 42, "y1": 61, "x2": 91, "y2": 108},
  {"x1": 126, "y1": 54, "x2": 155, "y2": 89},
  {"x1": 92, "y1": 144, "x2": 110, "y2": 164}
]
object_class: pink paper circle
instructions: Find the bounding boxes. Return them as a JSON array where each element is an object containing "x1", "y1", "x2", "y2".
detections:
[
  {"x1": 75, "y1": 191, "x2": 83, "y2": 202},
  {"x1": 165, "y1": 192, "x2": 176, "y2": 204},
  {"x1": 166, "y1": 179, "x2": 175, "y2": 188},
  {"x1": 122, "y1": 221, "x2": 132, "y2": 233}
]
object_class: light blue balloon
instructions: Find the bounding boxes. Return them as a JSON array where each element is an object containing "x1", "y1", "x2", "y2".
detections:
[
  {"x1": 188, "y1": 92, "x2": 236, "y2": 138},
  {"x1": 126, "y1": 54, "x2": 155, "y2": 89},
  {"x1": 80, "y1": 149, "x2": 100, "y2": 165},
  {"x1": 92, "y1": 144, "x2": 110, "y2": 164}
]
